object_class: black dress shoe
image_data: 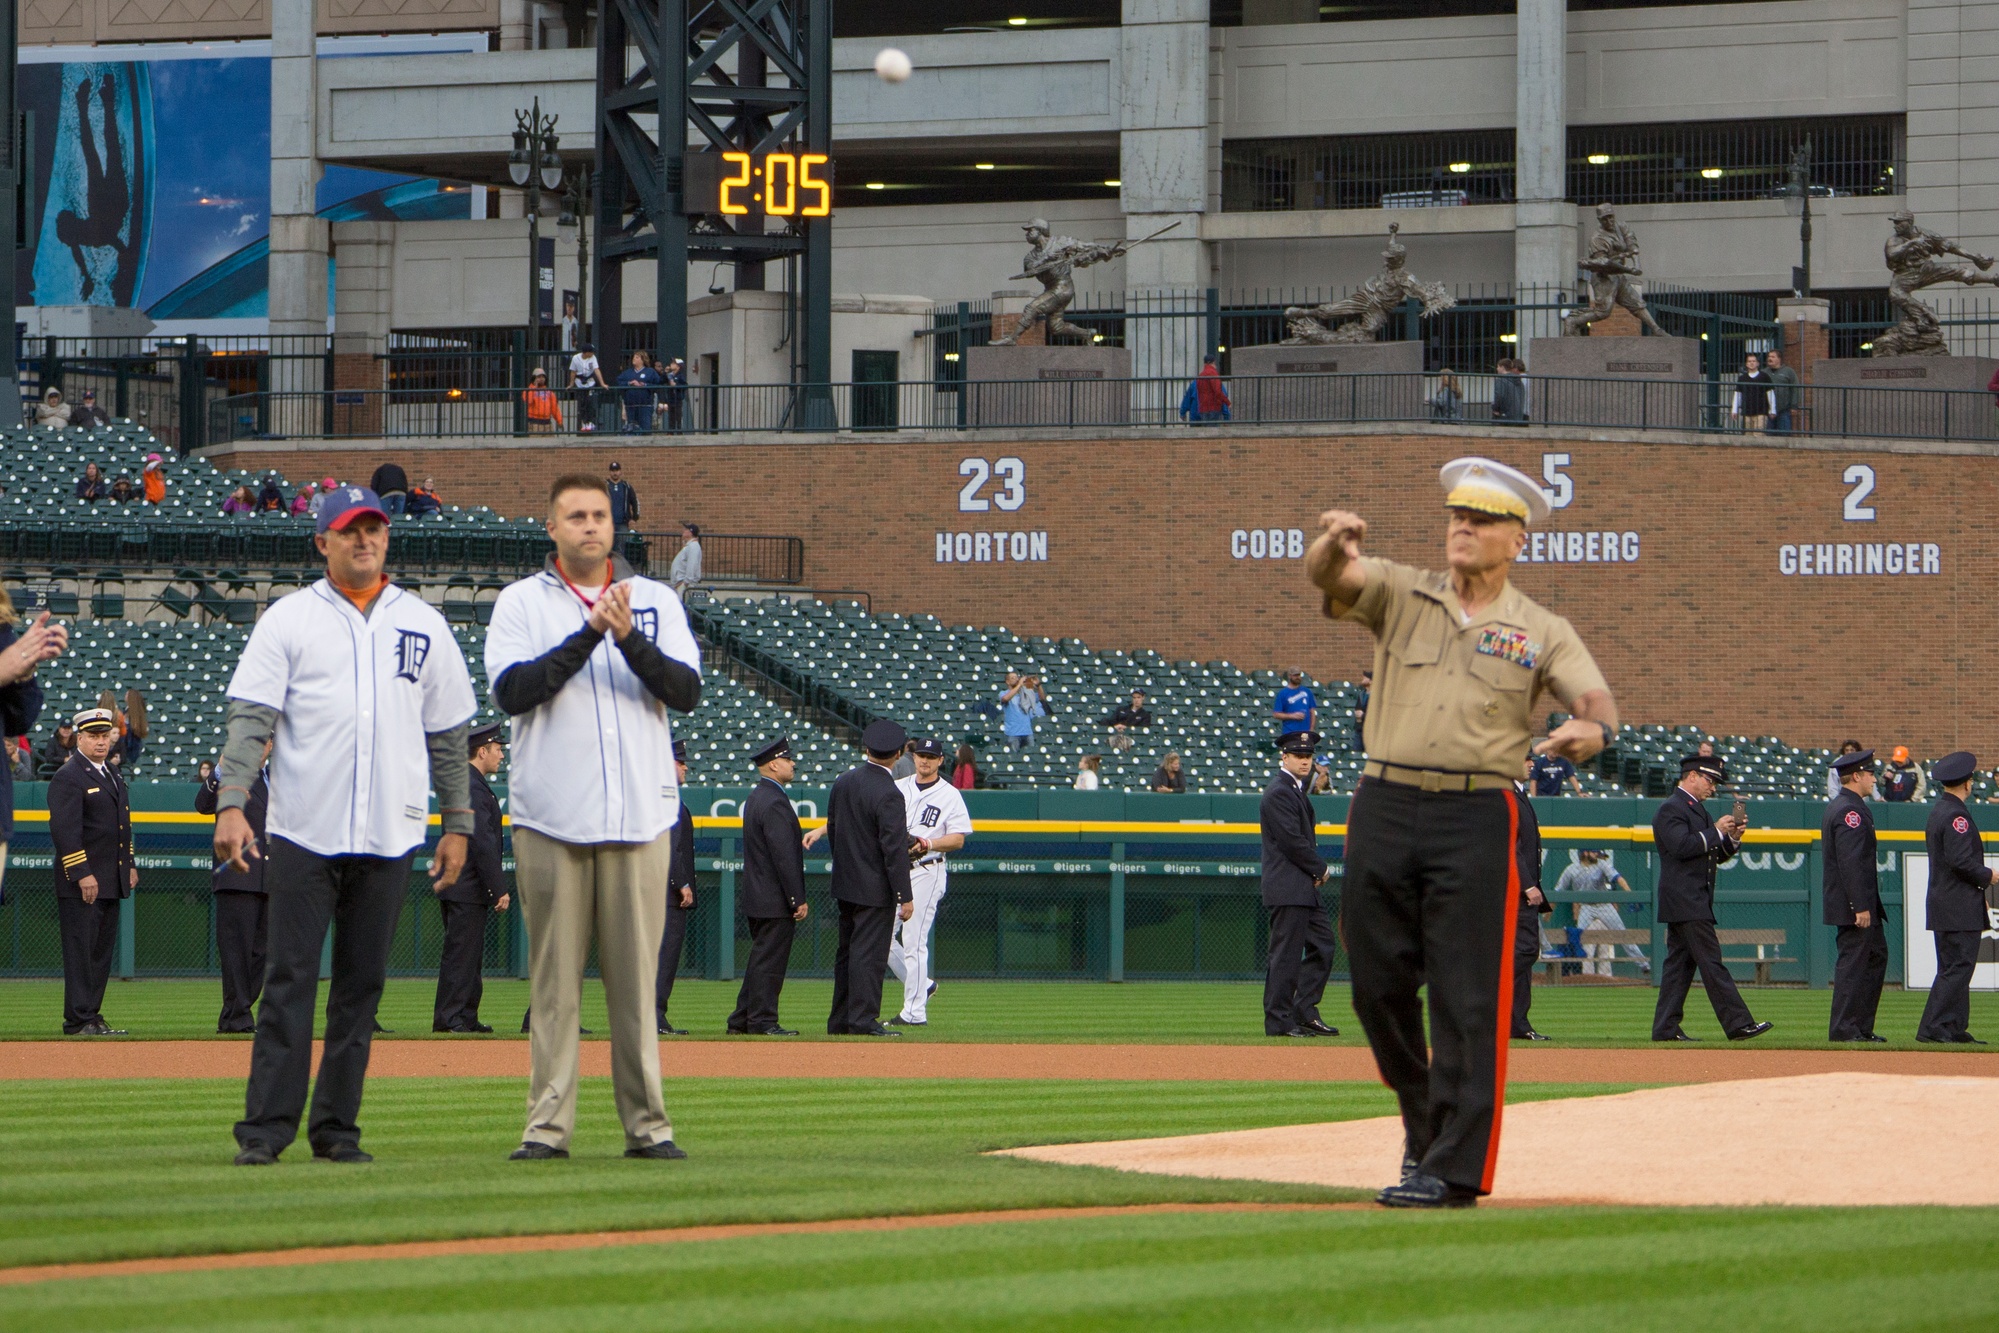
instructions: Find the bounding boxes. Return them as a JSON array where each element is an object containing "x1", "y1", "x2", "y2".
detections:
[
  {"x1": 1269, "y1": 1027, "x2": 1308, "y2": 1037},
  {"x1": 234, "y1": 1141, "x2": 278, "y2": 1166},
  {"x1": 626, "y1": 1140, "x2": 689, "y2": 1160},
  {"x1": 1514, "y1": 1029, "x2": 1551, "y2": 1041},
  {"x1": 1376, "y1": 1173, "x2": 1478, "y2": 1209},
  {"x1": 859, "y1": 1022, "x2": 901, "y2": 1036},
  {"x1": 313, "y1": 1143, "x2": 374, "y2": 1164},
  {"x1": 1729, "y1": 1021, "x2": 1774, "y2": 1041},
  {"x1": 1955, "y1": 1033, "x2": 1988, "y2": 1044},
  {"x1": 445, "y1": 1022, "x2": 493, "y2": 1034},
  {"x1": 1302, "y1": 1018, "x2": 1340, "y2": 1036},
  {"x1": 657, "y1": 1014, "x2": 688, "y2": 1036},
  {"x1": 886, "y1": 1017, "x2": 926, "y2": 1026},
  {"x1": 466, "y1": 1022, "x2": 494, "y2": 1034},
  {"x1": 1400, "y1": 1152, "x2": 1421, "y2": 1186},
  {"x1": 217, "y1": 1025, "x2": 255, "y2": 1035},
  {"x1": 1859, "y1": 1033, "x2": 1888, "y2": 1043},
  {"x1": 1653, "y1": 1031, "x2": 1699, "y2": 1042},
  {"x1": 759, "y1": 1025, "x2": 799, "y2": 1036},
  {"x1": 510, "y1": 1142, "x2": 569, "y2": 1160},
  {"x1": 85, "y1": 1019, "x2": 128, "y2": 1035},
  {"x1": 373, "y1": 1020, "x2": 391, "y2": 1033},
  {"x1": 432, "y1": 1022, "x2": 453, "y2": 1033}
]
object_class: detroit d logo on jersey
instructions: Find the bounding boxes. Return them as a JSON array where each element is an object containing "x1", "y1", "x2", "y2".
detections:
[
  {"x1": 919, "y1": 805, "x2": 942, "y2": 829},
  {"x1": 394, "y1": 630, "x2": 432, "y2": 682},
  {"x1": 631, "y1": 607, "x2": 659, "y2": 643}
]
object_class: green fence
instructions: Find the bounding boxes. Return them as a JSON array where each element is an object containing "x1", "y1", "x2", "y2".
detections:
[{"x1": 0, "y1": 788, "x2": 1932, "y2": 986}]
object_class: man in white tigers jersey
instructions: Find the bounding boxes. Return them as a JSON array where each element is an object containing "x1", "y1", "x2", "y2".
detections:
[{"x1": 889, "y1": 737, "x2": 972, "y2": 1025}]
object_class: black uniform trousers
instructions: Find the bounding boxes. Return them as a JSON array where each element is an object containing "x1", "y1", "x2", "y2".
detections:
[
  {"x1": 1829, "y1": 918, "x2": 1889, "y2": 1040},
  {"x1": 1342, "y1": 779, "x2": 1518, "y2": 1195},
  {"x1": 1510, "y1": 902, "x2": 1543, "y2": 1037},
  {"x1": 655, "y1": 904, "x2": 690, "y2": 1016},
  {"x1": 215, "y1": 891, "x2": 269, "y2": 1032},
  {"x1": 236, "y1": 838, "x2": 415, "y2": 1154},
  {"x1": 828, "y1": 899, "x2": 895, "y2": 1034},
  {"x1": 1263, "y1": 904, "x2": 1335, "y2": 1034},
  {"x1": 432, "y1": 899, "x2": 490, "y2": 1031},
  {"x1": 1650, "y1": 922, "x2": 1754, "y2": 1039},
  {"x1": 1918, "y1": 931, "x2": 1981, "y2": 1041},
  {"x1": 729, "y1": 916, "x2": 797, "y2": 1031},
  {"x1": 58, "y1": 896, "x2": 121, "y2": 1033}
]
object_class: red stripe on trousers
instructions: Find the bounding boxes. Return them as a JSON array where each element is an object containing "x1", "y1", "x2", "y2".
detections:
[{"x1": 1482, "y1": 789, "x2": 1521, "y2": 1194}]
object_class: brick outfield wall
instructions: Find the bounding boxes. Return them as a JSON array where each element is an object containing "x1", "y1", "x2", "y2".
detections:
[{"x1": 206, "y1": 429, "x2": 1997, "y2": 755}]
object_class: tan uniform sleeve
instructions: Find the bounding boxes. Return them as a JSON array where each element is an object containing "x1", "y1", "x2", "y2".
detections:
[
  {"x1": 1536, "y1": 614, "x2": 1610, "y2": 706},
  {"x1": 1330, "y1": 557, "x2": 1419, "y2": 633}
]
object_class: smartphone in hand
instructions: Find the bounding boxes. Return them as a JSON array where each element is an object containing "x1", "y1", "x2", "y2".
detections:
[{"x1": 1731, "y1": 796, "x2": 1748, "y2": 824}]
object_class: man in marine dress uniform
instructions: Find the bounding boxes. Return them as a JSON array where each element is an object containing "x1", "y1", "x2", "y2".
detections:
[
  {"x1": 434, "y1": 721, "x2": 511, "y2": 1033},
  {"x1": 197, "y1": 744, "x2": 270, "y2": 1033},
  {"x1": 1650, "y1": 754, "x2": 1770, "y2": 1043},
  {"x1": 1825, "y1": 748, "x2": 1888, "y2": 1042},
  {"x1": 656, "y1": 739, "x2": 697, "y2": 1035},
  {"x1": 1919, "y1": 750, "x2": 1993, "y2": 1044},
  {"x1": 729, "y1": 737, "x2": 808, "y2": 1035},
  {"x1": 1307, "y1": 457, "x2": 1617, "y2": 1209},
  {"x1": 50, "y1": 707, "x2": 135, "y2": 1035},
  {"x1": 1511, "y1": 757, "x2": 1552, "y2": 1041},
  {"x1": 824, "y1": 719, "x2": 914, "y2": 1036},
  {"x1": 1259, "y1": 730, "x2": 1338, "y2": 1038}
]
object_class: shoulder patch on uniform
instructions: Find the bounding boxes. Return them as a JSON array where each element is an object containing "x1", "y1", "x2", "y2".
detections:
[
  {"x1": 1845, "y1": 810, "x2": 1862, "y2": 829},
  {"x1": 1474, "y1": 625, "x2": 1541, "y2": 669},
  {"x1": 1954, "y1": 815, "x2": 1970, "y2": 835}
]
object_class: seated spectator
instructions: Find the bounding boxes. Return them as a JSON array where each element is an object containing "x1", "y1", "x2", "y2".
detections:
[
  {"x1": 256, "y1": 475, "x2": 287, "y2": 513},
  {"x1": 69, "y1": 389, "x2": 110, "y2": 430},
  {"x1": 291, "y1": 482, "x2": 316, "y2": 515},
  {"x1": 1882, "y1": 746, "x2": 1926, "y2": 802},
  {"x1": 35, "y1": 719, "x2": 76, "y2": 778},
  {"x1": 10, "y1": 736, "x2": 33, "y2": 782},
  {"x1": 108, "y1": 474, "x2": 136, "y2": 503},
  {"x1": 523, "y1": 368, "x2": 563, "y2": 432},
  {"x1": 1102, "y1": 688, "x2": 1152, "y2": 752},
  {"x1": 1074, "y1": 754, "x2": 1102, "y2": 791},
  {"x1": 75, "y1": 461, "x2": 109, "y2": 502},
  {"x1": 222, "y1": 484, "x2": 257, "y2": 517},
  {"x1": 197, "y1": 759, "x2": 215, "y2": 784},
  {"x1": 406, "y1": 479, "x2": 442, "y2": 518},
  {"x1": 1150, "y1": 752, "x2": 1186, "y2": 794},
  {"x1": 1528, "y1": 750, "x2": 1582, "y2": 797},
  {"x1": 952, "y1": 743, "x2": 979, "y2": 791},
  {"x1": 371, "y1": 461, "x2": 410, "y2": 515},
  {"x1": 142, "y1": 453, "x2": 167, "y2": 504},
  {"x1": 309, "y1": 477, "x2": 337, "y2": 516},
  {"x1": 37, "y1": 387, "x2": 71, "y2": 429},
  {"x1": 1827, "y1": 739, "x2": 1864, "y2": 800}
]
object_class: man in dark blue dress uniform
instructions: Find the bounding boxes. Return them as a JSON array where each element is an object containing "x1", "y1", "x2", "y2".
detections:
[
  {"x1": 1824, "y1": 748, "x2": 1888, "y2": 1042},
  {"x1": 1918, "y1": 750, "x2": 1992, "y2": 1044}
]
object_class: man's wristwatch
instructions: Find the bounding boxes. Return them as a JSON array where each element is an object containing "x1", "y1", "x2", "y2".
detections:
[{"x1": 1596, "y1": 721, "x2": 1616, "y2": 749}]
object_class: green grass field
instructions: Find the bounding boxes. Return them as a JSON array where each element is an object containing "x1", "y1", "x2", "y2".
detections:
[{"x1": 2, "y1": 975, "x2": 1995, "y2": 1048}]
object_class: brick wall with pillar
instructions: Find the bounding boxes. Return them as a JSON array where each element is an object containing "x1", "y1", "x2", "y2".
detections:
[{"x1": 1777, "y1": 296, "x2": 1831, "y2": 434}]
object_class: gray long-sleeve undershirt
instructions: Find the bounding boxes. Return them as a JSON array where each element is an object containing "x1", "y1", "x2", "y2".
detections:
[{"x1": 216, "y1": 699, "x2": 474, "y2": 837}]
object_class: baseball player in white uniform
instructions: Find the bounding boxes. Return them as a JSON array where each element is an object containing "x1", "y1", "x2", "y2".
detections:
[
  {"x1": 1551, "y1": 849, "x2": 1652, "y2": 976},
  {"x1": 486, "y1": 472, "x2": 702, "y2": 1162},
  {"x1": 216, "y1": 485, "x2": 477, "y2": 1166},
  {"x1": 890, "y1": 737, "x2": 972, "y2": 1025}
]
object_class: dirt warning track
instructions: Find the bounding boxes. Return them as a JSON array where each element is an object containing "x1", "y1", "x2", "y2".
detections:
[{"x1": 4, "y1": 1039, "x2": 1997, "y2": 1083}]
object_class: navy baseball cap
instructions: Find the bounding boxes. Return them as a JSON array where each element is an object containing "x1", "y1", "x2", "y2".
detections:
[
  {"x1": 912, "y1": 737, "x2": 946, "y2": 758},
  {"x1": 318, "y1": 484, "x2": 390, "y2": 534}
]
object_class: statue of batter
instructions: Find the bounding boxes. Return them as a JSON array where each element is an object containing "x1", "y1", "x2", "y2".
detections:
[
  {"x1": 989, "y1": 218, "x2": 1178, "y2": 346},
  {"x1": 1563, "y1": 203, "x2": 1666, "y2": 337},
  {"x1": 1873, "y1": 210, "x2": 1999, "y2": 357},
  {"x1": 1280, "y1": 222, "x2": 1455, "y2": 345}
]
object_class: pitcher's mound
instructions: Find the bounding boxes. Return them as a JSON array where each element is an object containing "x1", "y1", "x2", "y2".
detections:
[{"x1": 999, "y1": 1073, "x2": 1998, "y2": 1207}]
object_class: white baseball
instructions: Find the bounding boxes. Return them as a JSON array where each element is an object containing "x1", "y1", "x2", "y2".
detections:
[{"x1": 874, "y1": 48, "x2": 912, "y2": 83}]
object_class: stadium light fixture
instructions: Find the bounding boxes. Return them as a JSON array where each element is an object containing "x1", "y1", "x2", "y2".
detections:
[
  {"x1": 1104, "y1": 179, "x2": 1122, "y2": 187},
  {"x1": 943, "y1": 351, "x2": 960, "y2": 361},
  {"x1": 1448, "y1": 162, "x2": 1471, "y2": 173},
  {"x1": 1007, "y1": 16, "x2": 1028, "y2": 24},
  {"x1": 1498, "y1": 333, "x2": 1518, "y2": 344},
  {"x1": 865, "y1": 182, "x2": 887, "y2": 190},
  {"x1": 1586, "y1": 154, "x2": 1610, "y2": 166},
  {"x1": 1701, "y1": 168, "x2": 1723, "y2": 179},
  {"x1": 975, "y1": 163, "x2": 995, "y2": 170}
]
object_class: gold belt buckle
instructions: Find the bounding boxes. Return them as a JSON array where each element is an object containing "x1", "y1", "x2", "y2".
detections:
[{"x1": 1419, "y1": 769, "x2": 1443, "y2": 793}]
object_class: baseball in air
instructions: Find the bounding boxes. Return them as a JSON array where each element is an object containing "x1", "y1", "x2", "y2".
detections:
[{"x1": 874, "y1": 48, "x2": 912, "y2": 82}]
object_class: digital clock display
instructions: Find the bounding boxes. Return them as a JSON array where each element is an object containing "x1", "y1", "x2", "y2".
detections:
[{"x1": 683, "y1": 150, "x2": 833, "y2": 218}]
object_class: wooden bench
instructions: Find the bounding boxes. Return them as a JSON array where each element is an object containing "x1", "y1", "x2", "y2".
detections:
[{"x1": 1539, "y1": 928, "x2": 1789, "y2": 985}]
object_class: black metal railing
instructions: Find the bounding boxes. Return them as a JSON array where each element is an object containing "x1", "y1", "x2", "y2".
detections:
[
  {"x1": 197, "y1": 372, "x2": 1999, "y2": 444},
  {"x1": 643, "y1": 532, "x2": 805, "y2": 585}
]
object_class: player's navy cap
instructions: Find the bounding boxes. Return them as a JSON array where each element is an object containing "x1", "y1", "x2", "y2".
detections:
[
  {"x1": 672, "y1": 739, "x2": 688, "y2": 762},
  {"x1": 1679, "y1": 753, "x2": 1728, "y2": 783},
  {"x1": 862, "y1": 719, "x2": 907, "y2": 754},
  {"x1": 1932, "y1": 750, "x2": 1979, "y2": 785},
  {"x1": 1832, "y1": 748, "x2": 1876, "y2": 775},
  {"x1": 752, "y1": 737, "x2": 793, "y2": 766},
  {"x1": 1279, "y1": 731, "x2": 1321, "y2": 755},
  {"x1": 317, "y1": 484, "x2": 390, "y2": 534},
  {"x1": 72, "y1": 707, "x2": 116, "y2": 733},
  {"x1": 912, "y1": 737, "x2": 946, "y2": 758},
  {"x1": 468, "y1": 720, "x2": 505, "y2": 753}
]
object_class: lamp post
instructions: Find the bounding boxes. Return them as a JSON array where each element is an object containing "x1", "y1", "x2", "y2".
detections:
[
  {"x1": 508, "y1": 97, "x2": 564, "y2": 344},
  {"x1": 1787, "y1": 136, "x2": 1814, "y2": 299},
  {"x1": 558, "y1": 165, "x2": 592, "y2": 349}
]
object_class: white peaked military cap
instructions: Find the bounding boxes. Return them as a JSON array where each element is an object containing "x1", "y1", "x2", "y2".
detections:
[{"x1": 1438, "y1": 457, "x2": 1550, "y2": 526}]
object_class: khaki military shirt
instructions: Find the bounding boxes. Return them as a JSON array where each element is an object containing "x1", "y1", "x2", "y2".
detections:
[{"x1": 1333, "y1": 557, "x2": 1608, "y2": 780}]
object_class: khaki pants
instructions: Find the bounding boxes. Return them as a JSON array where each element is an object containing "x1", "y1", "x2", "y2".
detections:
[{"x1": 515, "y1": 826, "x2": 673, "y2": 1151}]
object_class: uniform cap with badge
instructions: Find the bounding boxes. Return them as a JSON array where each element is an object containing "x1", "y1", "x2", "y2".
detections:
[
  {"x1": 1280, "y1": 730, "x2": 1321, "y2": 755},
  {"x1": 467, "y1": 720, "x2": 506, "y2": 754},
  {"x1": 1931, "y1": 750, "x2": 1979, "y2": 786},
  {"x1": 72, "y1": 707, "x2": 116, "y2": 733},
  {"x1": 862, "y1": 719, "x2": 907, "y2": 756},
  {"x1": 751, "y1": 737, "x2": 794, "y2": 767},
  {"x1": 1832, "y1": 748, "x2": 1876, "y2": 775},
  {"x1": 672, "y1": 739, "x2": 688, "y2": 763},
  {"x1": 1439, "y1": 457, "x2": 1551, "y2": 525},
  {"x1": 1679, "y1": 753, "x2": 1728, "y2": 784}
]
